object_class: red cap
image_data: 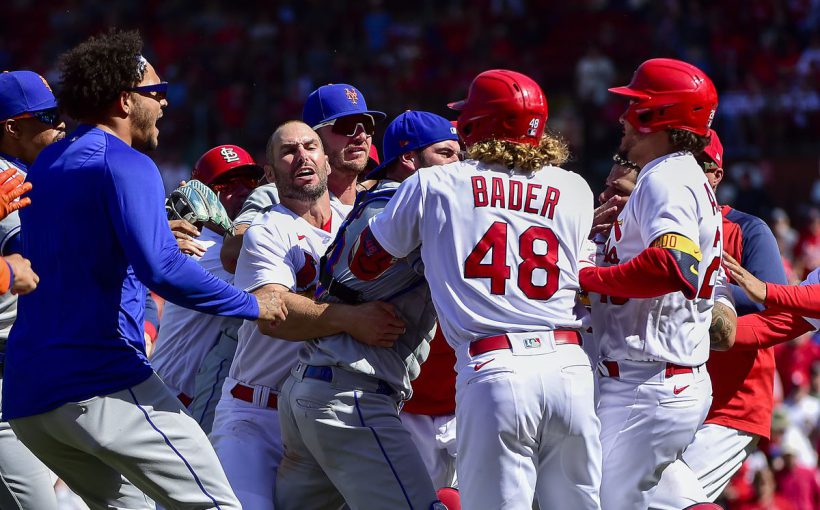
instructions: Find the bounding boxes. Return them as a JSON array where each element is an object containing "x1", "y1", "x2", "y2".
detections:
[
  {"x1": 192, "y1": 145, "x2": 264, "y2": 185},
  {"x1": 702, "y1": 129, "x2": 724, "y2": 167}
]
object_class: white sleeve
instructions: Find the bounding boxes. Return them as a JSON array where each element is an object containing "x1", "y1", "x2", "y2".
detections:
[
  {"x1": 234, "y1": 222, "x2": 297, "y2": 292},
  {"x1": 713, "y1": 266, "x2": 736, "y2": 313},
  {"x1": 368, "y1": 172, "x2": 424, "y2": 258},
  {"x1": 635, "y1": 173, "x2": 700, "y2": 246}
]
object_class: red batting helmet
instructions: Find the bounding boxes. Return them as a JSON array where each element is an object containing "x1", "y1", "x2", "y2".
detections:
[
  {"x1": 609, "y1": 58, "x2": 718, "y2": 136},
  {"x1": 448, "y1": 69, "x2": 547, "y2": 148},
  {"x1": 701, "y1": 128, "x2": 724, "y2": 168},
  {"x1": 192, "y1": 145, "x2": 264, "y2": 186}
]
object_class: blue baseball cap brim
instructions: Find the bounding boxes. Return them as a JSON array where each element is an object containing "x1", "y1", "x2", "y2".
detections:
[{"x1": 366, "y1": 110, "x2": 459, "y2": 180}]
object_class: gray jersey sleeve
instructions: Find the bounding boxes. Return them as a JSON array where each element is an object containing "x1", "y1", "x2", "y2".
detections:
[{"x1": 233, "y1": 184, "x2": 280, "y2": 226}]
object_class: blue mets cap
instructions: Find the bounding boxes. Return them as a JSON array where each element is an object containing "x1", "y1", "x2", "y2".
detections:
[
  {"x1": 366, "y1": 110, "x2": 459, "y2": 180},
  {"x1": 302, "y1": 84, "x2": 386, "y2": 129},
  {"x1": 0, "y1": 71, "x2": 58, "y2": 121}
]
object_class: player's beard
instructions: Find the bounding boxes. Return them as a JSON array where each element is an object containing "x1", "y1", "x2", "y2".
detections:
[
  {"x1": 280, "y1": 172, "x2": 329, "y2": 203},
  {"x1": 131, "y1": 100, "x2": 159, "y2": 152},
  {"x1": 328, "y1": 148, "x2": 367, "y2": 176}
]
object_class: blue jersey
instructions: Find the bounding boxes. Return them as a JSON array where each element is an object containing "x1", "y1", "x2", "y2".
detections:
[{"x1": 2, "y1": 126, "x2": 258, "y2": 420}]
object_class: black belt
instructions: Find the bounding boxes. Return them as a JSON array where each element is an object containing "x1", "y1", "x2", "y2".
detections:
[
  {"x1": 303, "y1": 365, "x2": 394, "y2": 396},
  {"x1": 318, "y1": 270, "x2": 364, "y2": 304}
]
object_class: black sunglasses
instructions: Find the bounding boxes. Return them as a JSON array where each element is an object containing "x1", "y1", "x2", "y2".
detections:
[
  {"x1": 5, "y1": 108, "x2": 61, "y2": 127},
  {"x1": 315, "y1": 114, "x2": 375, "y2": 137},
  {"x1": 128, "y1": 82, "x2": 169, "y2": 101}
]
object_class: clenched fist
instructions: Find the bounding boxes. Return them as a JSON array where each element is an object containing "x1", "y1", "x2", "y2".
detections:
[{"x1": 6, "y1": 253, "x2": 39, "y2": 295}]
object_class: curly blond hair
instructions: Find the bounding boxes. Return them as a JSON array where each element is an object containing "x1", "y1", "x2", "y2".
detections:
[{"x1": 467, "y1": 130, "x2": 570, "y2": 172}]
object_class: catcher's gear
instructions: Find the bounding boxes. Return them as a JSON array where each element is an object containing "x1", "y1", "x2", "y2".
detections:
[
  {"x1": 166, "y1": 180, "x2": 233, "y2": 236},
  {"x1": 448, "y1": 69, "x2": 547, "y2": 148},
  {"x1": 609, "y1": 58, "x2": 717, "y2": 136},
  {"x1": 192, "y1": 145, "x2": 263, "y2": 186}
]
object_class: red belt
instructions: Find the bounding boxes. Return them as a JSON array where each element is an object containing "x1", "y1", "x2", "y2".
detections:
[
  {"x1": 602, "y1": 360, "x2": 697, "y2": 379},
  {"x1": 469, "y1": 330, "x2": 582, "y2": 357},
  {"x1": 177, "y1": 393, "x2": 193, "y2": 408},
  {"x1": 230, "y1": 383, "x2": 278, "y2": 409}
]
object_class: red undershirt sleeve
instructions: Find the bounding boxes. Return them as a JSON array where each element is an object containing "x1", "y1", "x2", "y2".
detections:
[
  {"x1": 764, "y1": 283, "x2": 820, "y2": 318},
  {"x1": 579, "y1": 246, "x2": 697, "y2": 299},
  {"x1": 733, "y1": 308, "x2": 815, "y2": 350}
]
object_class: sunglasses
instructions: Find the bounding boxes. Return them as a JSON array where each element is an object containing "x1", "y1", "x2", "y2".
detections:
[
  {"x1": 128, "y1": 82, "x2": 169, "y2": 101},
  {"x1": 4, "y1": 108, "x2": 61, "y2": 127},
  {"x1": 211, "y1": 174, "x2": 259, "y2": 194},
  {"x1": 700, "y1": 161, "x2": 720, "y2": 173},
  {"x1": 315, "y1": 114, "x2": 375, "y2": 137}
]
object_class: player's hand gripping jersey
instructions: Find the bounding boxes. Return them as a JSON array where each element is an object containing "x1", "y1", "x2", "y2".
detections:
[
  {"x1": 368, "y1": 160, "x2": 594, "y2": 365},
  {"x1": 591, "y1": 152, "x2": 724, "y2": 365},
  {"x1": 308, "y1": 180, "x2": 437, "y2": 398}
]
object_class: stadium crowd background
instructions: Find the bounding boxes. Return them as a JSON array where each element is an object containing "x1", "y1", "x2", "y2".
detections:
[{"x1": 4, "y1": 0, "x2": 820, "y2": 508}]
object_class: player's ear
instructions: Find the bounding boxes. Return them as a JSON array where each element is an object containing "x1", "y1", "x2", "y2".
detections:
[
  {"x1": 323, "y1": 156, "x2": 331, "y2": 177},
  {"x1": 2, "y1": 119, "x2": 21, "y2": 140},
  {"x1": 116, "y1": 91, "x2": 132, "y2": 119},
  {"x1": 263, "y1": 164, "x2": 276, "y2": 184},
  {"x1": 713, "y1": 167, "x2": 724, "y2": 187}
]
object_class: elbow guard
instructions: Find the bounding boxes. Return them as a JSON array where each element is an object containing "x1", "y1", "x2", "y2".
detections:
[{"x1": 651, "y1": 233, "x2": 701, "y2": 299}]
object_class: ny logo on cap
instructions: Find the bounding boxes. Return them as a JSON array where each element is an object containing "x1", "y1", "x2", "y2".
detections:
[
  {"x1": 38, "y1": 74, "x2": 52, "y2": 92},
  {"x1": 344, "y1": 88, "x2": 359, "y2": 105},
  {"x1": 220, "y1": 147, "x2": 240, "y2": 163}
]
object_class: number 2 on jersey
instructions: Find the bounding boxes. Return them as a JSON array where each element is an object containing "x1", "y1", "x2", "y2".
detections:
[{"x1": 464, "y1": 221, "x2": 559, "y2": 300}]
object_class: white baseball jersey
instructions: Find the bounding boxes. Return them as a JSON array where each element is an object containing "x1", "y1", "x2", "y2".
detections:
[
  {"x1": 591, "y1": 152, "x2": 724, "y2": 366},
  {"x1": 368, "y1": 160, "x2": 594, "y2": 367},
  {"x1": 230, "y1": 203, "x2": 343, "y2": 390},
  {"x1": 151, "y1": 228, "x2": 238, "y2": 397}
]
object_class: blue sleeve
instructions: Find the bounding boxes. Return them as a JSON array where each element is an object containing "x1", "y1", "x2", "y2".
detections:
[
  {"x1": 103, "y1": 147, "x2": 259, "y2": 320},
  {"x1": 734, "y1": 217, "x2": 788, "y2": 316}
]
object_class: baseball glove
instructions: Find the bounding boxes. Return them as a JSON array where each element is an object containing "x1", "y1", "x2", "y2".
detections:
[{"x1": 165, "y1": 180, "x2": 233, "y2": 236}]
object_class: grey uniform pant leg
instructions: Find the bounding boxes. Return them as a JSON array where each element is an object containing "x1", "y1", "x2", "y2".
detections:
[
  {"x1": 276, "y1": 374, "x2": 438, "y2": 510},
  {"x1": 0, "y1": 377, "x2": 59, "y2": 510},
  {"x1": 10, "y1": 373, "x2": 240, "y2": 510}
]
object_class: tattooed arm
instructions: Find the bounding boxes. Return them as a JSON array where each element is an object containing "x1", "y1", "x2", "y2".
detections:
[{"x1": 709, "y1": 301, "x2": 737, "y2": 351}]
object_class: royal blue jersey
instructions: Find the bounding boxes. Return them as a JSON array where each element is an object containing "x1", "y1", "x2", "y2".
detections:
[{"x1": 2, "y1": 126, "x2": 258, "y2": 420}]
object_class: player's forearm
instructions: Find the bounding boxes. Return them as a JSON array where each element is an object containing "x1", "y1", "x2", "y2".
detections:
[
  {"x1": 733, "y1": 309, "x2": 815, "y2": 350},
  {"x1": 260, "y1": 291, "x2": 352, "y2": 340},
  {"x1": 220, "y1": 224, "x2": 249, "y2": 274},
  {"x1": 579, "y1": 246, "x2": 693, "y2": 299},
  {"x1": 764, "y1": 283, "x2": 820, "y2": 318},
  {"x1": 709, "y1": 302, "x2": 736, "y2": 351}
]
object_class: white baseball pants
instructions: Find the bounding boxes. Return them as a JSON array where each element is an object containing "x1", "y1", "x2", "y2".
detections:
[
  {"x1": 210, "y1": 377, "x2": 283, "y2": 510},
  {"x1": 649, "y1": 423, "x2": 758, "y2": 508},
  {"x1": 400, "y1": 411, "x2": 458, "y2": 489},
  {"x1": 597, "y1": 361, "x2": 712, "y2": 510},
  {"x1": 456, "y1": 343, "x2": 602, "y2": 510}
]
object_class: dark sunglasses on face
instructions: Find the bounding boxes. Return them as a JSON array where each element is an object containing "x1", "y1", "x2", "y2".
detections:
[
  {"x1": 128, "y1": 82, "x2": 169, "y2": 101},
  {"x1": 316, "y1": 114, "x2": 375, "y2": 137},
  {"x1": 4, "y1": 108, "x2": 61, "y2": 127},
  {"x1": 211, "y1": 174, "x2": 259, "y2": 194}
]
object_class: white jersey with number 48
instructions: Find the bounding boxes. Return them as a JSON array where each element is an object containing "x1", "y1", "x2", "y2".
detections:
[{"x1": 369, "y1": 160, "x2": 594, "y2": 366}]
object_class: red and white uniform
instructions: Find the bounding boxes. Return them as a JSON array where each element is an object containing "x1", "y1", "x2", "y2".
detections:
[
  {"x1": 369, "y1": 160, "x2": 601, "y2": 510},
  {"x1": 209, "y1": 204, "x2": 342, "y2": 510},
  {"x1": 590, "y1": 152, "x2": 723, "y2": 510}
]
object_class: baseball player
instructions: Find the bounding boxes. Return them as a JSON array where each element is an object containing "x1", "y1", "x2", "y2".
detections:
[
  {"x1": 209, "y1": 120, "x2": 404, "y2": 510},
  {"x1": 578, "y1": 58, "x2": 722, "y2": 510},
  {"x1": 651, "y1": 129, "x2": 788, "y2": 508},
  {"x1": 2, "y1": 31, "x2": 287, "y2": 509},
  {"x1": 352, "y1": 70, "x2": 602, "y2": 510},
  {"x1": 275, "y1": 110, "x2": 460, "y2": 509},
  {"x1": 151, "y1": 144, "x2": 262, "y2": 433},
  {"x1": 219, "y1": 84, "x2": 383, "y2": 274},
  {"x1": 0, "y1": 70, "x2": 64, "y2": 510}
]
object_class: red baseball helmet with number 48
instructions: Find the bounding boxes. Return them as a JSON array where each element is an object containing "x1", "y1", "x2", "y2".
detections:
[
  {"x1": 448, "y1": 69, "x2": 547, "y2": 148},
  {"x1": 192, "y1": 145, "x2": 264, "y2": 186},
  {"x1": 609, "y1": 58, "x2": 718, "y2": 136}
]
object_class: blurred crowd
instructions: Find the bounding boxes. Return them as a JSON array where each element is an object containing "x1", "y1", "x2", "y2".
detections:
[{"x1": 4, "y1": 0, "x2": 820, "y2": 508}]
